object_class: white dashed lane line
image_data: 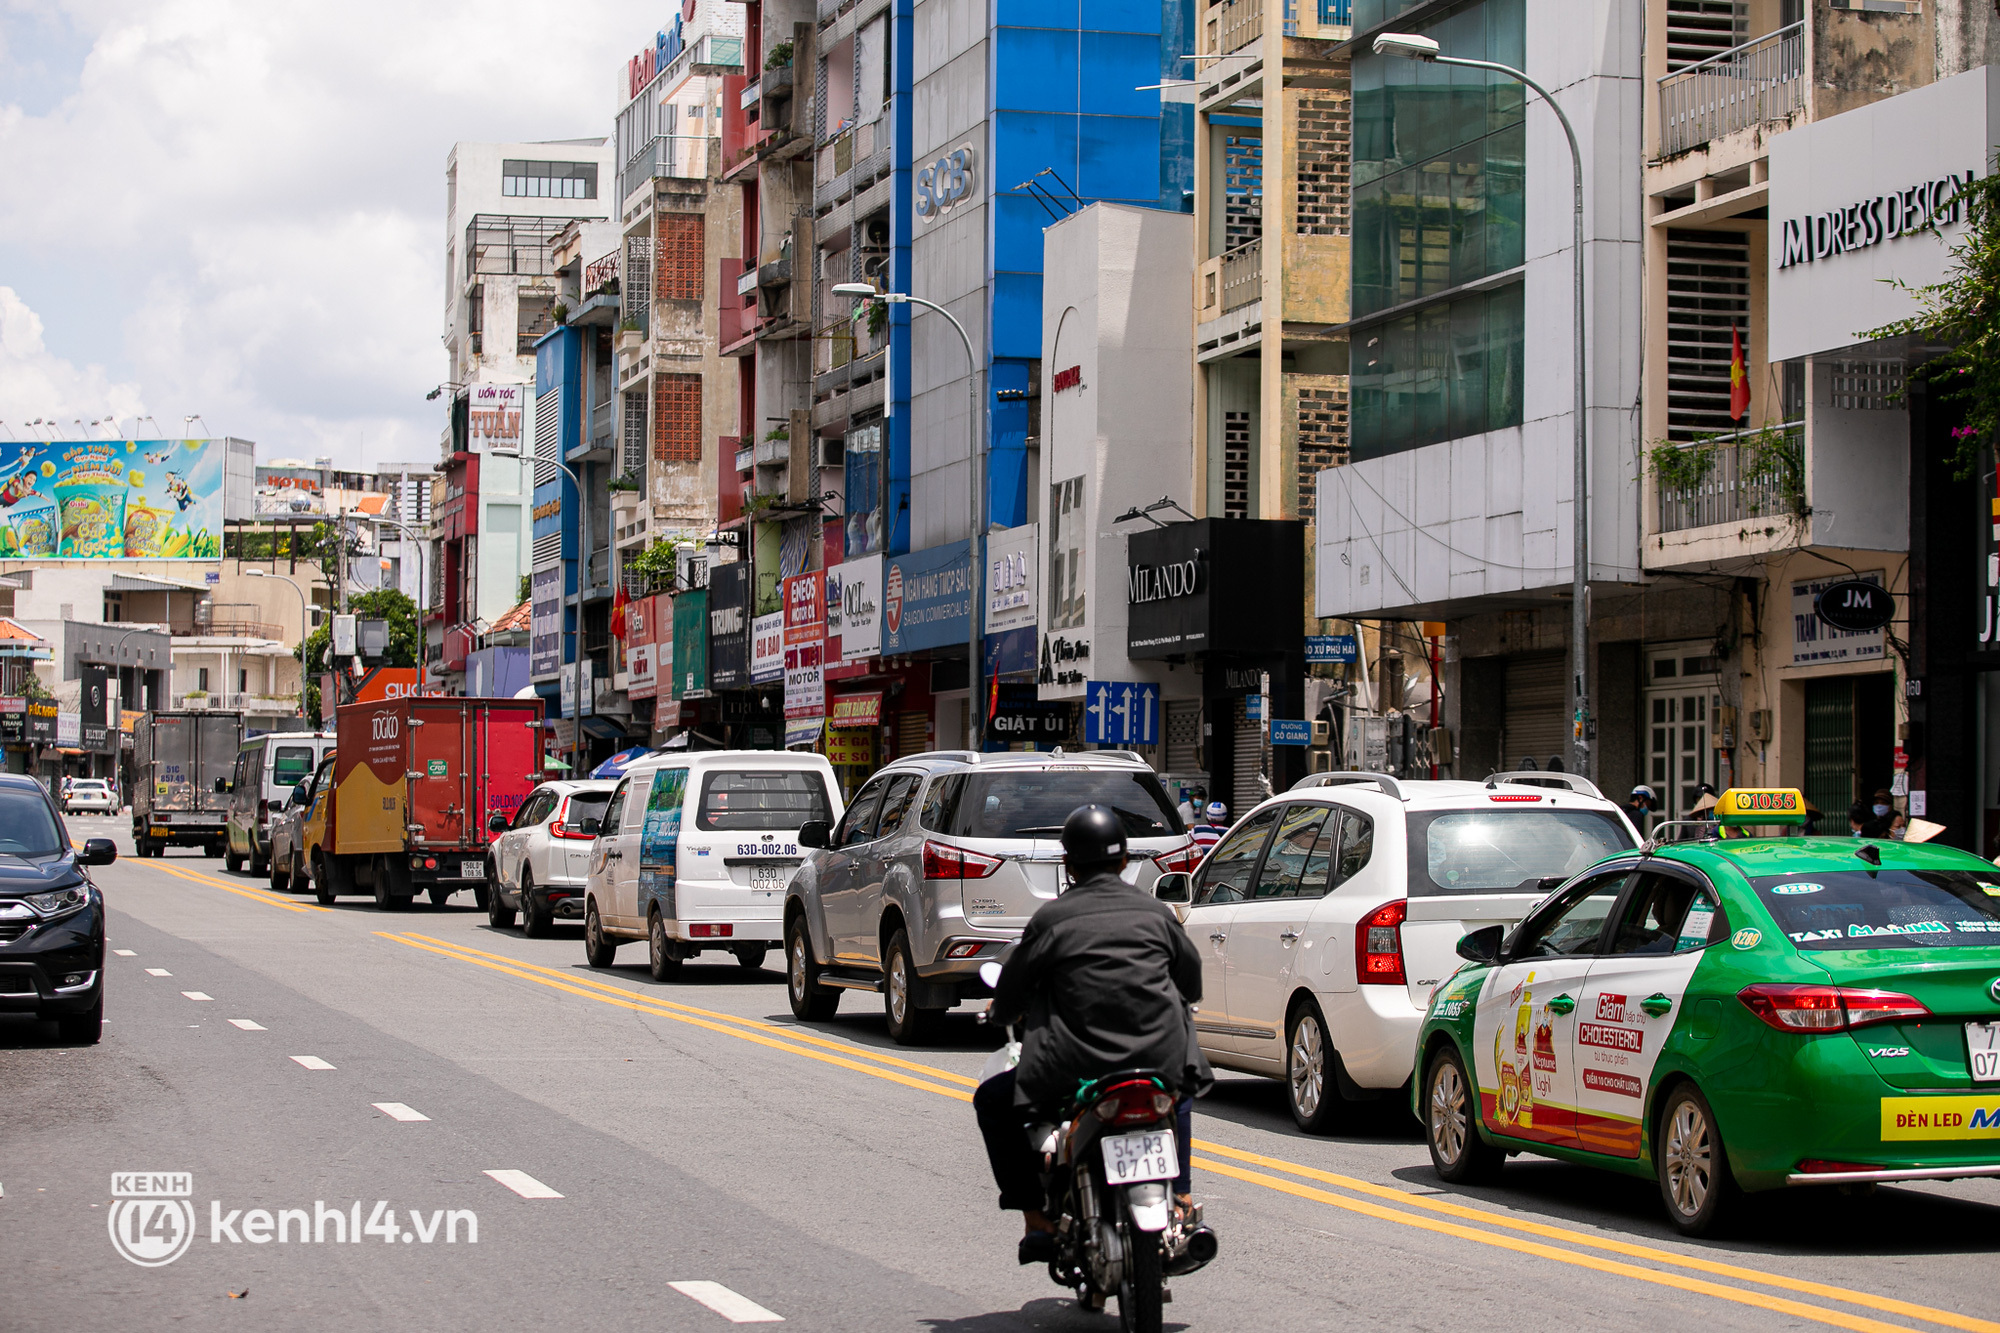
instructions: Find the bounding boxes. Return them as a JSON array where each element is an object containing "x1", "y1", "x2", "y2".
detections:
[
  {"x1": 181, "y1": 991, "x2": 212, "y2": 1001},
  {"x1": 668, "y1": 1281, "x2": 784, "y2": 1324},
  {"x1": 371, "y1": 1102, "x2": 430, "y2": 1122},
  {"x1": 289, "y1": 1056, "x2": 335, "y2": 1070},
  {"x1": 112, "y1": 949, "x2": 135, "y2": 957},
  {"x1": 483, "y1": 1170, "x2": 563, "y2": 1199},
  {"x1": 144, "y1": 968, "x2": 171, "y2": 977},
  {"x1": 227, "y1": 1019, "x2": 265, "y2": 1030}
]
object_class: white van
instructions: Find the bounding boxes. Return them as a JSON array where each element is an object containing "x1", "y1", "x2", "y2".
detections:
[
  {"x1": 225, "y1": 732, "x2": 335, "y2": 876},
  {"x1": 583, "y1": 750, "x2": 844, "y2": 980}
]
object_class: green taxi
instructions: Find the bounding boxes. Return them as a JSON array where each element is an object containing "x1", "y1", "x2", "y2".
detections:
[{"x1": 1413, "y1": 788, "x2": 2000, "y2": 1235}]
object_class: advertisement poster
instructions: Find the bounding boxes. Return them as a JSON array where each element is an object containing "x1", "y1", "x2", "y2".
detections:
[
  {"x1": 672, "y1": 590, "x2": 708, "y2": 699},
  {"x1": 530, "y1": 567, "x2": 563, "y2": 678},
  {"x1": 627, "y1": 593, "x2": 658, "y2": 700},
  {"x1": 707, "y1": 561, "x2": 750, "y2": 689},
  {"x1": 0, "y1": 438, "x2": 223, "y2": 558},
  {"x1": 784, "y1": 640, "x2": 824, "y2": 720},
  {"x1": 831, "y1": 554, "x2": 882, "y2": 661},
  {"x1": 751, "y1": 610, "x2": 784, "y2": 683}
]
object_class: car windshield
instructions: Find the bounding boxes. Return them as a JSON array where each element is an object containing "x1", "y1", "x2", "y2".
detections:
[
  {"x1": 73, "y1": 780, "x2": 108, "y2": 791},
  {"x1": 563, "y1": 790, "x2": 613, "y2": 832},
  {"x1": 0, "y1": 787, "x2": 63, "y2": 857},
  {"x1": 923, "y1": 770, "x2": 1184, "y2": 840},
  {"x1": 1409, "y1": 809, "x2": 1635, "y2": 896},
  {"x1": 1751, "y1": 868, "x2": 2000, "y2": 950},
  {"x1": 272, "y1": 746, "x2": 316, "y2": 785},
  {"x1": 694, "y1": 770, "x2": 833, "y2": 832}
]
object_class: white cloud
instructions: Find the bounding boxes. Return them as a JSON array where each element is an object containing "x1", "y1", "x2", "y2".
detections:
[{"x1": 0, "y1": 0, "x2": 646, "y2": 463}]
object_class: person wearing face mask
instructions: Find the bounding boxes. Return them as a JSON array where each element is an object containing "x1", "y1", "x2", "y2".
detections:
[{"x1": 1852, "y1": 790, "x2": 1895, "y2": 839}]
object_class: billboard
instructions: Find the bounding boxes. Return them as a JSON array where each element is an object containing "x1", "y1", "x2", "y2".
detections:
[
  {"x1": 530, "y1": 567, "x2": 563, "y2": 679},
  {"x1": 0, "y1": 439, "x2": 223, "y2": 558},
  {"x1": 467, "y1": 384, "x2": 526, "y2": 453}
]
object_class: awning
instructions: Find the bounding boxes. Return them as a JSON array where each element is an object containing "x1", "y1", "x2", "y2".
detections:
[
  {"x1": 830, "y1": 692, "x2": 882, "y2": 727},
  {"x1": 542, "y1": 755, "x2": 572, "y2": 772}
]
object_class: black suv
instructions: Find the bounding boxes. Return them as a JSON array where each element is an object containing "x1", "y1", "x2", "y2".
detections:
[{"x1": 0, "y1": 773, "x2": 117, "y2": 1043}]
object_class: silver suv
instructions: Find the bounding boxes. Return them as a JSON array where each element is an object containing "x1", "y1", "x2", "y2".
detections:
[{"x1": 785, "y1": 749, "x2": 1199, "y2": 1043}]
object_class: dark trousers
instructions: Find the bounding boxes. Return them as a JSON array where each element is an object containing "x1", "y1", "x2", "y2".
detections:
[{"x1": 974, "y1": 1067, "x2": 1193, "y2": 1214}]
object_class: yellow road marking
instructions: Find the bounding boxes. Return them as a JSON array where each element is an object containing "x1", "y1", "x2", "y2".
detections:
[
  {"x1": 141, "y1": 861, "x2": 329, "y2": 914},
  {"x1": 382, "y1": 927, "x2": 1993, "y2": 1333}
]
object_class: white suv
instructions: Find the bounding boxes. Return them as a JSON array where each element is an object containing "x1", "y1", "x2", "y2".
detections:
[
  {"x1": 485, "y1": 780, "x2": 618, "y2": 935},
  {"x1": 62, "y1": 779, "x2": 117, "y2": 815},
  {"x1": 1162, "y1": 771, "x2": 1637, "y2": 1133}
]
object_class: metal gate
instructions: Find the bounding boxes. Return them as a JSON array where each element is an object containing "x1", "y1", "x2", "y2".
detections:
[
  {"x1": 1231, "y1": 698, "x2": 1264, "y2": 817},
  {"x1": 1502, "y1": 653, "x2": 1567, "y2": 771},
  {"x1": 1165, "y1": 700, "x2": 1202, "y2": 773},
  {"x1": 1804, "y1": 677, "x2": 1856, "y2": 823}
]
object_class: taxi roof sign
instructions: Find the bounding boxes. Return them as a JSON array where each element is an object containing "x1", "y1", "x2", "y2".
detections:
[{"x1": 1715, "y1": 788, "x2": 1809, "y2": 826}]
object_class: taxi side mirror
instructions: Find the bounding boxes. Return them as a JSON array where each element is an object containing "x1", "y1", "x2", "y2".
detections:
[
  {"x1": 1154, "y1": 872, "x2": 1192, "y2": 904},
  {"x1": 798, "y1": 819, "x2": 831, "y2": 849},
  {"x1": 1457, "y1": 924, "x2": 1504, "y2": 965}
]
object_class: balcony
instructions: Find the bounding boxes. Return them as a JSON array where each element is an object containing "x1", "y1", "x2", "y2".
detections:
[
  {"x1": 1218, "y1": 0, "x2": 1263, "y2": 56},
  {"x1": 583, "y1": 250, "x2": 620, "y2": 298},
  {"x1": 1659, "y1": 22, "x2": 1804, "y2": 158},
  {"x1": 1221, "y1": 239, "x2": 1262, "y2": 312},
  {"x1": 175, "y1": 692, "x2": 301, "y2": 714},
  {"x1": 735, "y1": 442, "x2": 755, "y2": 473},
  {"x1": 1654, "y1": 422, "x2": 1803, "y2": 534},
  {"x1": 618, "y1": 135, "x2": 717, "y2": 201}
]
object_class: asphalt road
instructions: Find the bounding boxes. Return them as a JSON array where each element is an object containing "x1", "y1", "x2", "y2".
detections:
[{"x1": 6, "y1": 815, "x2": 2000, "y2": 1331}]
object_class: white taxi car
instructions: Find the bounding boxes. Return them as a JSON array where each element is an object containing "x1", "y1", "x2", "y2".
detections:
[{"x1": 1159, "y1": 771, "x2": 1638, "y2": 1133}]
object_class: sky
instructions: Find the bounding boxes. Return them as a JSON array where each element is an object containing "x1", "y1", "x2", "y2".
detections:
[{"x1": 0, "y1": 0, "x2": 644, "y2": 469}]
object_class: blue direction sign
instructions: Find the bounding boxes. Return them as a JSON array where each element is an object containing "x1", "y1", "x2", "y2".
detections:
[
  {"x1": 1244, "y1": 694, "x2": 1264, "y2": 721},
  {"x1": 1084, "y1": 680, "x2": 1160, "y2": 746},
  {"x1": 1305, "y1": 634, "x2": 1359, "y2": 664},
  {"x1": 1268, "y1": 719, "x2": 1313, "y2": 747}
]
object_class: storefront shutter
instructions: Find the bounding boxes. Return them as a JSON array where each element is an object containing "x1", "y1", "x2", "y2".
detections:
[
  {"x1": 1502, "y1": 652, "x2": 1568, "y2": 771},
  {"x1": 1165, "y1": 699, "x2": 1202, "y2": 773},
  {"x1": 1232, "y1": 697, "x2": 1265, "y2": 816}
]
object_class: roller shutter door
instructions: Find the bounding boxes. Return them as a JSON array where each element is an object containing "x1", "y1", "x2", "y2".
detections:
[{"x1": 1502, "y1": 653, "x2": 1568, "y2": 771}]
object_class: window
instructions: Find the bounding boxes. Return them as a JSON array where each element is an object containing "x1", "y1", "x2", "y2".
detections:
[
  {"x1": 501, "y1": 159, "x2": 598, "y2": 199},
  {"x1": 1509, "y1": 872, "x2": 1628, "y2": 959},
  {"x1": 600, "y1": 779, "x2": 630, "y2": 835},
  {"x1": 655, "y1": 374, "x2": 702, "y2": 463},
  {"x1": 1193, "y1": 807, "x2": 1280, "y2": 904},
  {"x1": 1352, "y1": 121, "x2": 1524, "y2": 316},
  {"x1": 873, "y1": 775, "x2": 920, "y2": 836},
  {"x1": 272, "y1": 746, "x2": 315, "y2": 787},
  {"x1": 922, "y1": 770, "x2": 1182, "y2": 840},
  {"x1": 656, "y1": 213, "x2": 704, "y2": 301},
  {"x1": 513, "y1": 791, "x2": 554, "y2": 828},
  {"x1": 844, "y1": 421, "x2": 883, "y2": 559},
  {"x1": 0, "y1": 787, "x2": 61, "y2": 856},
  {"x1": 1048, "y1": 476, "x2": 1086, "y2": 629},
  {"x1": 1750, "y1": 869, "x2": 2000, "y2": 950},
  {"x1": 694, "y1": 769, "x2": 834, "y2": 832},
  {"x1": 1254, "y1": 805, "x2": 1334, "y2": 898},
  {"x1": 837, "y1": 776, "x2": 889, "y2": 845},
  {"x1": 197, "y1": 668, "x2": 210, "y2": 692},
  {"x1": 1334, "y1": 808, "x2": 1374, "y2": 884},
  {"x1": 237, "y1": 669, "x2": 248, "y2": 693},
  {"x1": 1607, "y1": 873, "x2": 1725, "y2": 955},
  {"x1": 1350, "y1": 283, "x2": 1524, "y2": 460},
  {"x1": 562, "y1": 790, "x2": 612, "y2": 834},
  {"x1": 1407, "y1": 808, "x2": 1634, "y2": 896}
]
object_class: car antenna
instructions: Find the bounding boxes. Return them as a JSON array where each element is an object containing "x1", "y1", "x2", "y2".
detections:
[{"x1": 1855, "y1": 842, "x2": 1882, "y2": 866}]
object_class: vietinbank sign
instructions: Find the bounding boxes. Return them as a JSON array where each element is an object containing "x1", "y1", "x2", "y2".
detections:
[{"x1": 1768, "y1": 65, "x2": 2000, "y2": 361}]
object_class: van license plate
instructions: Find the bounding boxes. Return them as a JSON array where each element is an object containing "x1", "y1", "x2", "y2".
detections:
[
  {"x1": 752, "y1": 864, "x2": 785, "y2": 891},
  {"x1": 1103, "y1": 1129, "x2": 1177, "y2": 1184},
  {"x1": 460, "y1": 860, "x2": 484, "y2": 880},
  {"x1": 1969, "y1": 1023, "x2": 2000, "y2": 1082}
]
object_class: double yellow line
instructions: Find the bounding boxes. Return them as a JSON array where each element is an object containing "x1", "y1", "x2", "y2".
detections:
[
  {"x1": 140, "y1": 859, "x2": 330, "y2": 915},
  {"x1": 379, "y1": 931, "x2": 1995, "y2": 1333}
]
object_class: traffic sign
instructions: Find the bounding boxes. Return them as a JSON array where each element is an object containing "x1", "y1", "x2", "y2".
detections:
[
  {"x1": 1304, "y1": 634, "x2": 1358, "y2": 664},
  {"x1": 1084, "y1": 680, "x2": 1160, "y2": 746},
  {"x1": 1268, "y1": 719, "x2": 1313, "y2": 746},
  {"x1": 1244, "y1": 694, "x2": 1264, "y2": 721}
]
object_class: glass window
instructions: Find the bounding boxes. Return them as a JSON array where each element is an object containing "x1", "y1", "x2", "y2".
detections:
[
  {"x1": 562, "y1": 790, "x2": 612, "y2": 835},
  {"x1": 843, "y1": 422, "x2": 883, "y2": 558},
  {"x1": 500, "y1": 159, "x2": 599, "y2": 199},
  {"x1": 513, "y1": 791, "x2": 553, "y2": 828},
  {"x1": 1194, "y1": 807, "x2": 1280, "y2": 904},
  {"x1": 1750, "y1": 869, "x2": 2000, "y2": 950},
  {"x1": 695, "y1": 769, "x2": 833, "y2": 831},
  {"x1": 0, "y1": 787, "x2": 60, "y2": 856},
  {"x1": 1255, "y1": 805, "x2": 1332, "y2": 898},
  {"x1": 1607, "y1": 874, "x2": 1725, "y2": 954},
  {"x1": 600, "y1": 780, "x2": 630, "y2": 835},
  {"x1": 1350, "y1": 284, "x2": 1524, "y2": 461},
  {"x1": 1407, "y1": 808, "x2": 1634, "y2": 896},
  {"x1": 1509, "y1": 872, "x2": 1628, "y2": 959},
  {"x1": 310, "y1": 756, "x2": 336, "y2": 798},
  {"x1": 837, "y1": 777, "x2": 889, "y2": 845},
  {"x1": 919, "y1": 774, "x2": 964, "y2": 833},
  {"x1": 924, "y1": 770, "x2": 1182, "y2": 840},
  {"x1": 873, "y1": 775, "x2": 920, "y2": 836},
  {"x1": 272, "y1": 745, "x2": 315, "y2": 787},
  {"x1": 1336, "y1": 809, "x2": 1375, "y2": 884}
]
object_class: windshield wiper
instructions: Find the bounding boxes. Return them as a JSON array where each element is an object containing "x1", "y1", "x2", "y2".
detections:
[{"x1": 1012, "y1": 825, "x2": 1068, "y2": 837}]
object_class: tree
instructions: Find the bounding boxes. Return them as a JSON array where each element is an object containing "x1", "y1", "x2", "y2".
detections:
[
  {"x1": 295, "y1": 588, "x2": 421, "y2": 720},
  {"x1": 1864, "y1": 164, "x2": 2000, "y2": 476}
]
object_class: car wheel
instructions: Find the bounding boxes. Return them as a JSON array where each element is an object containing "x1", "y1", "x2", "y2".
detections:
[
  {"x1": 883, "y1": 928, "x2": 938, "y2": 1046},
  {"x1": 787, "y1": 916, "x2": 839, "y2": 1021},
  {"x1": 1657, "y1": 1082, "x2": 1735, "y2": 1236},
  {"x1": 486, "y1": 877, "x2": 517, "y2": 929},
  {"x1": 224, "y1": 847, "x2": 243, "y2": 873},
  {"x1": 519, "y1": 870, "x2": 551, "y2": 937},
  {"x1": 1286, "y1": 999, "x2": 1354, "y2": 1135},
  {"x1": 732, "y1": 944, "x2": 768, "y2": 971},
  {"x1": 311, "y1": 852, "x2": 337, "y2": 904},
  {"x1": 1425, "y1": 1045, "x2": 1504, "y2": 1184},
  {"x1": 372, "y1": 857, "x2": 398, "y2": 911},
  {"x1": 584, "y1": 898, "x2": 617, "y2": 968},
  {"x1": 648, "y1": 910, "x2": 682, "y2": 982},
  {"x1": 269, "y1": 852, "x2": 289, "y2": 893},
  {"x1": 53, "y1": 992, "x2": 103, "y2": 1046}
]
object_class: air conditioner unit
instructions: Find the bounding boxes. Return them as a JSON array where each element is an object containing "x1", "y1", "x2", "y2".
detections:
[
  {"x1": 815, "y1": 437, "x2": 844, "y2": 470},
  {"x1": 1310, "y1": 719, "x2": 1330, "y2": 747},
  {"x1": 864, "y1": 218, "x2": 890, "y2": 247}
]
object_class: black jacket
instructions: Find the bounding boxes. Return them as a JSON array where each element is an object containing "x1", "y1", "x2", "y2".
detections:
[{"x1": 990, "y1": 867, "x2": 1213, "y2": 1109}]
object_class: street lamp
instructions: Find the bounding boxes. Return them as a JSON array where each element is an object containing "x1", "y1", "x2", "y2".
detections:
[
  {"x1": 539, "y1": 456, "x2": 593, "y2": 778},
  {"x1": 832, "y1": 282, "x2": 986, "y2": 748},
  {"x1": 245, "y1": 568, "x2": 311, "y2": 717},
  {"x1": 1373, "y1": 33, "x2": 1591, "y2": 775}
]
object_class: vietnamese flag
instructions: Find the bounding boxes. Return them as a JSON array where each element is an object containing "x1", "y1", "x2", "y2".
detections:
[
  {"x1": 610, "y1": 583, "x2": 629, "y2": 641},
  {"x1": 1728, "y1": 325, "x2": 1750, "y2": 421}
]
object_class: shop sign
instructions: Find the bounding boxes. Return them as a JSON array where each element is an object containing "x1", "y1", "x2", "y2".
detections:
[
  {"x1": 1815, "y1": 579, "x2": 1896, "y2": 634},
  {"x1": 1083, "y1": 680, "x2": 1159, "y2": 746},
  {"x1": 784, "y1": 640, "x2": 824, "y2": 719},
  {"x1": 467, "y1": 384, "x2": 525, "y2": 453},
  {"x1": 0, "y1": 697, "x2": 23, "y2": 741},
  {"x1": 831, "y1": 554, "x2": 882, "y2": 661},
  {"x1": 1127, "y1": 519, "x2": 1305, "y2": 660},
  {"x1": 784, "y1": 717, "x2": 824, "y2": 749},
  {"x1": 1792, "y1": 572, "x2": 1886, "y2": 666},
  {"x1": 825, "y1": 725, "x2": 874, "y2": 768},
  {"x1": 990, "y1": 684, "x2": 1072, "y2": 742},
  {"x1": 751, "y1": 611, "x2": 784, "y2": 683},
  {"x1": 986, "y1": 523, "x2": 1037, "y2": 635},
  {"x1": 1305, "y1": 634, "x2": 1359, "y2": 664},
  {"x1": 81, "y1": 664, "x2": 111, "y2": 753},
  {"x1": 627, "y1": 594, "x2": 659, "y2": 700},
  {"x1": 529, "y1": 566, "x2": 563, "y2": 679},
  {"x1": 914, "y1": 144, "x2": 975, "y2": 223},
  {"x1": 559, "y1": 661, "x2": 595, "y2": 717},
  {"x1": 830, "y1": 692, "x2": 882, "y2": 727},
  {"x1": 672, "y1": 590, "x2": 709, "y2": 699},
  {"x1": 707, "y1": 560, "x2": 751, "y2": 689},
  {"x1": 783, "y1": 572, "x2": 824, "y2": 646},
  {"x1": 26, "y1": 698, "x2": 58, "y2": 744},
  {"x1": 57, "y1": 712, "x2": 79, "y2": 747},
  {"x1": 1039, "y1": 633, "x2": 1090, "y2": 687},
  {"x1": 883, "y1": 540, "x2": 973, "y2": 655}
]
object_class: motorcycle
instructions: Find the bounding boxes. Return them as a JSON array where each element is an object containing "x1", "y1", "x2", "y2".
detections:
[{"x1": 979, "y1": 962, "x2": 1218, "y2": 1333}]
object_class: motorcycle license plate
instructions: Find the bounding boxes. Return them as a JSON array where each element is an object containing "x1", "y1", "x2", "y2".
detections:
[
  {"x1": 1969, "y1": 1022, "x2": 2000, "y2": 1082},
  {"x1": 460, "y1": 860, "x2": 484, "y2": 879},
  {"x1": 1102, "y1": 1129, "x2": 1177, "y2": 1184}
]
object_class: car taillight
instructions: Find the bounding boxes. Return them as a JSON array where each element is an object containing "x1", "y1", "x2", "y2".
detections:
[
  {"x1": 257, "y1": 799, "x2": 269, "y2": 825},
  {"x1": 548, "y1": 800, "x2": 596, "y2": 839},
  {"x1": 1356, "y1": 899, "x2": 1407, "y2": 986},
  {"x1": 922, "y1": 840, "x2": 1003, "y2": 879},
  {"x1": 1093, "y1": 1081, "x2": 1176, "y2": 1126},
  {"x1": 1152, "y1": 841, "x2": 1202, "y2": 874},
  {"x1": 1737, "y1": 984, "x2": 1929, "y2": 1032}
]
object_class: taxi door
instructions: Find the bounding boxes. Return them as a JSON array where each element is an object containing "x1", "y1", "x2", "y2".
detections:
[
  {"x1": 1471, "y1": 868, "x2": 1632, "y2": 1149},
  {"x1": 1182, "y1": 806, "x2": 1281, "y2": 1056},
  {"x1": 1570, "y1": 868, "x2": 1721, "y2": 1158}
]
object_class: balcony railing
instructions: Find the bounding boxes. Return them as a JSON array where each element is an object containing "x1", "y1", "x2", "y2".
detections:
[
  {"x1": 1219, "y1": 0, "x2": 1264, "y2": 55},
  {"x1": 1220, "y1": 239, "x2": 1262, "y2": 312},
  {"x1": 1659, "y1": 22, "x2": 1804, "y2": 157},
  {"x1": 584, "y1": 250, "x2": 620, "y2": 296},
  {"x1": 1656, "y1": 421, "x2": 1803, "y2": 534},
  {"x1": 618, "y1": 135, "x2": 717, "y2": 200}
]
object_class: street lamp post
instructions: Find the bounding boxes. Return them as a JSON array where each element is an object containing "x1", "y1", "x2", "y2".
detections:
[
  {"x1": 1373, "y1": 33, "x2": 1591, "y2": 776},
  {"x1": 832, "y1": 282, "x2": 985, "y2": 749},
  {"x1": 245, "y1": 568, "x2": 311, "y2": 718},
  {"x1": 541, "y1": 456, "x2": 592, "y2": 778}
]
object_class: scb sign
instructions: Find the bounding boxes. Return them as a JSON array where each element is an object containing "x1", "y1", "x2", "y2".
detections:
[{"x1": 916, "y1": 145, "x2": 975, "y2": 222}]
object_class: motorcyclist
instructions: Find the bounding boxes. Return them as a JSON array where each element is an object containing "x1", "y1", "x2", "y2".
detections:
[{"x1": 974, "y1": 803, "x2": 1213, "y2": 1264}]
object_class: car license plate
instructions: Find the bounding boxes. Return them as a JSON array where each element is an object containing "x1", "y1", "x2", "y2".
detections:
[
  {"x1": 460, "y1": 860, "x2": 484, "y2": 880},
  {"x1": 1102, "y1": 1129, "x2": 1177, "y2": 1185},
  {"x1": 751, "y1": 863, "x2": 785, "y2": 891},
  {"x1": 1968, "y1": 1022, "x2": 2000, "y2": 1082}
]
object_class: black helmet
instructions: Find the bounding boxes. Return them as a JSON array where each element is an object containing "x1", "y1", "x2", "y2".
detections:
[{"x1": 1061, "y1": 804, "x2": 1126, "y2": 872}]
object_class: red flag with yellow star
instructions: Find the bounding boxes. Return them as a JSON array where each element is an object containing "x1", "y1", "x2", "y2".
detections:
[{"x1": 1729, "y1": 324, "x2": 1750, "y2": 421}]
